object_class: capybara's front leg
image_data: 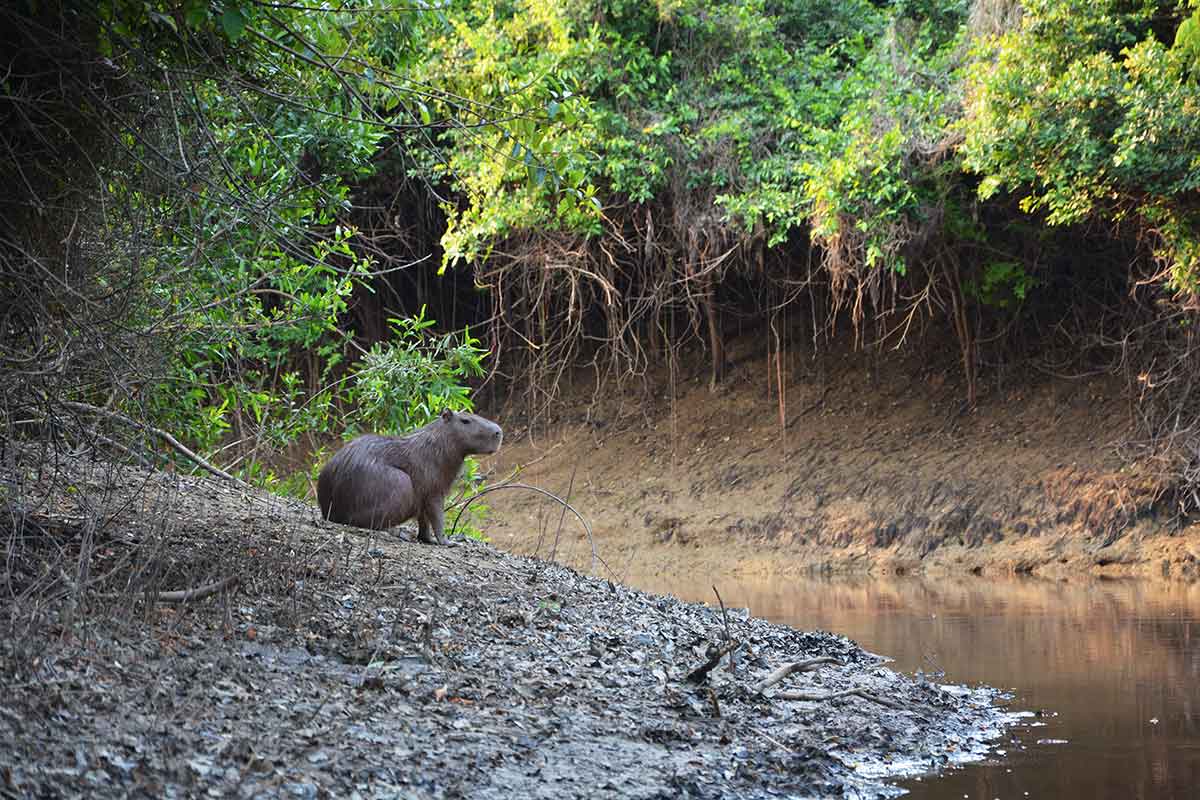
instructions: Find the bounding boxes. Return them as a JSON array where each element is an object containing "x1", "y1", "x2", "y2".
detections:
[{"x1": 417, "y1": 502, "x2": 449, "y2": 545}]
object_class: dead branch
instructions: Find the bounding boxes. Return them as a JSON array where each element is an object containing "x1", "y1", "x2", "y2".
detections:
[
  {"x1": 154, "y1": 575, "x2": 239, "y2": 604},
  {"x1": 751, "y1": 726, "x2": 795, "y2": 753},
  {"x1": 753, "y1": 656, "x2": 840, "y2": 693},
  {"x1": 772, "y1": 687, "x2": 906, "y2": 710},
  {"x1": 62, "y1": 401, "x2": 251, "y2": 489},
  {"x1": 547, "y1": 463, "x2": 579, "y2": 565},
  {"x1": 87, "y1": 430, "x2": 155, "y2": 469},
  {"x1": 706, "y1": 687, "x2": 721, "y2": 718}
]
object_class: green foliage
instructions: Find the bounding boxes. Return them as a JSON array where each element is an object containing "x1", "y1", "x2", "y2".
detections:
[
  {"x1": 20, "y1": 0, "x2": 1200, "y2": 508},
  {"x1": 346, "y1": 308, "x2": 487, "y2": 436},
  {"x1": 961, "y1": 0, "x2": 1200, "y2": 290},
  {"x1": 414, "y1": 0, "x2": 970, "y2": 277},
  {"x1": 18, "y1": 2, "x2": 513, "y2": 505},
  {"x1": 966, "y1": 260, "x2": 1035, "y2": 309},
  {"x1": 410, "y1": 0, "x2": 604, "y2": 266},
  {"x1": 1179, "y1": 5, "x2": 1200, "y2": 74},
  {"x1": 446, "y1": 456, "x2": 492, "y2": 541}
]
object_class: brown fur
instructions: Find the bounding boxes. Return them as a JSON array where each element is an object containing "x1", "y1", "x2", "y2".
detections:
[{"x1": 317, "y1": 409, "x2": 502, "y2": 544}]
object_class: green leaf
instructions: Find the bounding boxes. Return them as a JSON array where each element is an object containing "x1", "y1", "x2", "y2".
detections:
[
  {"x1": 183, "y1": 0, "x2": 208, "y2": 29},
  {"x1": 221, "y1": 8, "x2": 246, "y2": 41}
]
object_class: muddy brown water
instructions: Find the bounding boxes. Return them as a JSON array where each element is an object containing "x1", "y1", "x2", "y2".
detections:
[{"x1": 623, "y1": 572, "x2": 1200, "y2": 799}]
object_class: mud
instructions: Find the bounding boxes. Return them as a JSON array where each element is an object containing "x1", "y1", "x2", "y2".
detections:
[
  {"x1": 1, "y1": 455, "x2": 1013, "y2": 798},
  {"x1": 485, "y1": 338, "x2": 1200, "y2": 583}
]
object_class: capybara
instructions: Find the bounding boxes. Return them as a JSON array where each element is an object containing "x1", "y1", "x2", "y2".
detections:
[{"x1": 317, "y1": 409, "x2": 503, "y2": 544}]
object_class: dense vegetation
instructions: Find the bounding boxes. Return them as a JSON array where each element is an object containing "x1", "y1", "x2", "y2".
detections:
[{"x1": 3, "y1": 0, "x2": 1200, "y2": 506}]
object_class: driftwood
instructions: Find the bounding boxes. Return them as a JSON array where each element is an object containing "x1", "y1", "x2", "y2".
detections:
[
  {"x1": 753, "y1": 656, "x2": 906, "y2": 710},
  {"x1": 63, "y1": 401, "x2": 250, "y2": 489},
  {"x1": 773, "y1": 687, "x2": 905, "y2": 710},
  {"x1": 752, "y1": 656, "x2": 840, "y2": 693}
]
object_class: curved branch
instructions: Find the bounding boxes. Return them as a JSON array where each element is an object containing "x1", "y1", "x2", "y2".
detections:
[
  {"x1": 447, "y1": 482, "x2": 610, "y2": 575},
  {"x1": 62, "y1": 401, "x2": 251, "y2": 489}
]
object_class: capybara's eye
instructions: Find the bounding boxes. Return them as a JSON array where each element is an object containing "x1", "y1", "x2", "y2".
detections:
[{"x1": 460, "y1": 417, "x2": 471, "y2": 425}]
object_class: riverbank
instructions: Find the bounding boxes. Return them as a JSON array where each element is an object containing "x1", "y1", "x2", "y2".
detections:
[
  {"x1": 618, "y1": 571, "x2": 1200, "y2": 800},
  {"x1": 485, "y1": 336, "x2": 1200, "y2": 583},
  {"x1": 1, "y1": 456, "x2": 1011, "y2": 798}
]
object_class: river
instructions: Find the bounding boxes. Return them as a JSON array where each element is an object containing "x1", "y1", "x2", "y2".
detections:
[{"x1": 626, "y1": 573, "x2": 1200, "y2": 799}]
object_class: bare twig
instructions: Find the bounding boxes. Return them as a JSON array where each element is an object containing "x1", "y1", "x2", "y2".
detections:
[
  {"x1": 548, "y1": 463, "x2": 578, "y2": 564},
  {"x1": 751, "y1": 726, "x2": 794, "y2": 753},
  {"x1": 446, "y1": 481, "x2": 613, "y2": 578},
  {"x1": 712, "y1": 585, "x2": 732, "y2": 643},
  {"x1": 95, "y1": 575, "x2": 240, "y2": 604},
  {"x1": 706, "y1": 687, "x2": 721, "y2": 718}
]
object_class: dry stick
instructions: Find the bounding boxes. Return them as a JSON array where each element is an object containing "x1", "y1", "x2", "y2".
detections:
[
  {"x1": 712, "y1": 585, "x2": 738, "y2": 672},
  {"x1": 548, "y1": 464, "x2": 578, "y2": 566},
  {"x1": 706, "y1": 687, "x2": 722, "y2": 719},
  {"x1": 446, "y1": 482, "x2": 613, "y2": 578},
  {"x1": 712, "y1": 585, "x2": 733, "y2": 643},
  {"x1": 752, "y1": 726, "x2": 795, "y2": 753},
  {"x1": 62, "y1": 401, "x2": 251, "y2": 489},
  {"x1": 97, "y1": 575, "x2": 239, "y2": 604},
  {"x1": 87, "y1": 429, "x2": 154, "y2": 469},
  {"x1": 773, "y1": 687, "x2": 905, "y2": 710},
  {"x1": 753, "y1": 656, "x2": 841, "y2": 694},
  {"x1": 156, "y1": 575, "x2": 240, "y2": 604},
  {"x1": 419, "y1": 599, "x2": 439, "y2": 666}
]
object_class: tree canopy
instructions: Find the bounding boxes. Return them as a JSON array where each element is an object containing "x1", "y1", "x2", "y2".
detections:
[{"x1": 4, "y1": 0, "x2": 1200, "y2": 501}]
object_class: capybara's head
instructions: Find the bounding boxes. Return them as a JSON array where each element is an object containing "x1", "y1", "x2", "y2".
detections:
[{"x1": 440, "y1": 408, "x2": 503, "y2": 455}]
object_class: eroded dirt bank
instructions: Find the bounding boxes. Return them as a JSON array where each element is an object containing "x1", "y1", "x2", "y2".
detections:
[
  {"x1": 1, "y1": 457, "x2": 1009, "y2": 798},
  {"x1": 485, "y1": 337, "x2": 1200, "y2": 583}
]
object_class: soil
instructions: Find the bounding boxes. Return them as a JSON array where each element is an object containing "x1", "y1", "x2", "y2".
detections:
[
  {"x1": 483, "y1": 332, "x2": 1200, "y2": 585},
  {"x1": 0, "y1": 453, "x2": 1012, "y2": 799}
]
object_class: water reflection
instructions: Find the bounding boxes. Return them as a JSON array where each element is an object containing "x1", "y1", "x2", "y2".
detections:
[{"x1": 627, "y1": 573, "x2": 1200, "y2": 800}]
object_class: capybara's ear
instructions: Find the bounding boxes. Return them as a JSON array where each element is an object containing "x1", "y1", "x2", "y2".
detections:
[{"x1": 441, "y1": 408, "x2": 453, "y2": 423}]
